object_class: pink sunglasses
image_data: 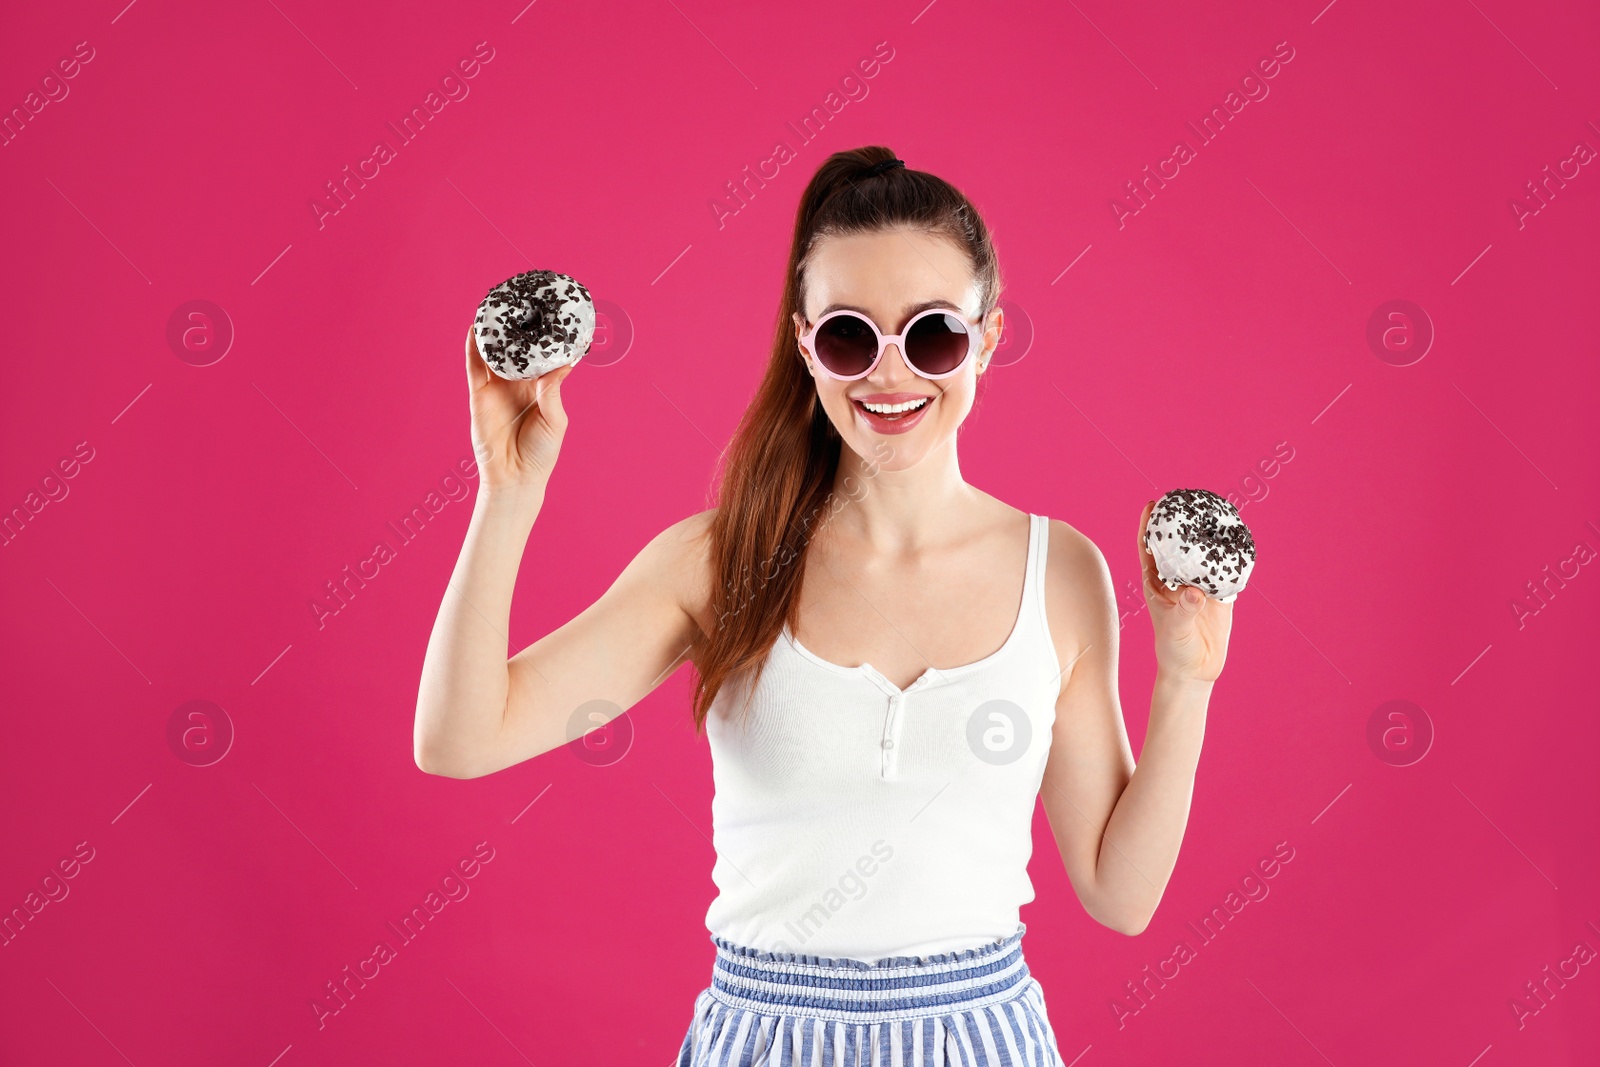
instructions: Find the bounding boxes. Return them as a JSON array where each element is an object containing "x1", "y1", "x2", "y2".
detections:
[{"x1": 797, "y1": 307, "x2": 986, "y2": 381}]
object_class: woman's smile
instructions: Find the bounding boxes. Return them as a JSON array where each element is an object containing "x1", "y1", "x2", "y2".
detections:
[{"x1": 850, "y1": 391, "x2": 935, "y2": 434}]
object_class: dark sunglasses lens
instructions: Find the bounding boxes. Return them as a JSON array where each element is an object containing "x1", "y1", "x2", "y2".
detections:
[
  {"x1": 905, "y1": 313, "x2": 970, "y2": 375},
  {"x1": 814, "y1": 314, "x2": 878, "y2": 376}
]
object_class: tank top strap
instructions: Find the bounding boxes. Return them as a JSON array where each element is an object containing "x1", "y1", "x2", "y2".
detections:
[{"x1": 1024, "y1": 513, "x2": 1053, "y2": 651}]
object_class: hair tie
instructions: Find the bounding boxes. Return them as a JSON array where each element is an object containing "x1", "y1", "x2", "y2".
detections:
[{"x1": 862, "y1": 158, "x2": 904, "y2": 178}]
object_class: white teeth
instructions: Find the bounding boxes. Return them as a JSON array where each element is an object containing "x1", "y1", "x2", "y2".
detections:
[{"x1": 860, "y1": 397, "x2": 929, "y2": 414}]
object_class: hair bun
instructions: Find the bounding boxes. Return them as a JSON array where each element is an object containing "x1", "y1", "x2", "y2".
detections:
[{"x1": 861, "y1": 158, "x2": 905, "y2": 178}]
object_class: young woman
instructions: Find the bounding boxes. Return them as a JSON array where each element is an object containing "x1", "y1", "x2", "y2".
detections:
[{"x1": 414, "y1": 147, "x2": 1233, "y2": 1065}]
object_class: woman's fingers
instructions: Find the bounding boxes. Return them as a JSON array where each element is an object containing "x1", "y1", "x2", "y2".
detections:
[
  {"x1": 465, "y1": 325, "x2": 541, "y2": 421},
  {"x1": 464, "y1": 323, "x2": 488, "y2": 393},
  {"x1": 1138, "y1": 499, "x2": 1179, "y2": 609},
  {"x1": 532, "y1": 364, "x2": 573, "y2": 431}
]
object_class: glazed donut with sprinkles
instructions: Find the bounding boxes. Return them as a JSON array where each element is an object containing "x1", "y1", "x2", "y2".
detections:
[
  {"x1": 1144, "y1": 488, "x2": 1257, "y2": 603},
  {"x1": 473, "y1": 269, "x2": 595, "y2": 381}
]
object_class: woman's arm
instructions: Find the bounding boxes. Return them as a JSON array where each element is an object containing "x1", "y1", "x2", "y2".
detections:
[
  {"x1": 413, "y1": 327, "x2": 708, "y2": 779},
  {"x1": 1037, "y1": 509, "x2": 1233, "y2": 935}
]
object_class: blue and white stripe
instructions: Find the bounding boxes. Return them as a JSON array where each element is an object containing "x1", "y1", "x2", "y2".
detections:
[{"x1": 677, "y1": 925, "x2": 1064, "y2": 1066}]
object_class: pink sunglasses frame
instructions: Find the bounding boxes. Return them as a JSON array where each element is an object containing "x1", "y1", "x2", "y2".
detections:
[{"x1": 796, "y1": 307, "x2": 987, "y2": 382}]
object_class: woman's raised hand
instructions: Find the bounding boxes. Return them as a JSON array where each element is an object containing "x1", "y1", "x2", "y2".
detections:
[
  {"x1": 465, "y1": 324, "x2": 575, "y2": 492},
  {"x1": 1137, "y1": 499, "x2": 1234, "y2": 683}
]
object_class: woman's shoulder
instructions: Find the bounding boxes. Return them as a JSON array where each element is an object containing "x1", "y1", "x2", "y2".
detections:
[
  {"x1": 975, "y1": 494, "x2": 1102, "y2": 571},
  {"x1": 656, "y1": 505, "x2": 718, "y2": 545},
  {"x1": 966, "y1": 498, "x2": 1111, "y2": 675},
  {"x1": 1039, "y1": 513, "x2": 1107, "y2": 573},
  {"x1": 975, "y1": 495, "x2": 1110, "y2": 606},
  {"x1": 1032, "y1": 512, "x2": 1119, "y2": 666},
  {"x1": 640, "y1": 506, "x2": 719, "y2": 637},
  {"x1": 963, "y1": 494, "x2": 1101, "y2": 582}
]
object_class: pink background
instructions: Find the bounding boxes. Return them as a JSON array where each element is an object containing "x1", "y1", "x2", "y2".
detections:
[{"x1": 2, "y1": 0, "x2": 1598, "y2": 1063}]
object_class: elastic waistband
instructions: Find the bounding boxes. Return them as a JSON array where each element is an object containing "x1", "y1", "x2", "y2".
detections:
[{"x1": 707, "y1": 925, "x2": 1032, "y2": 1023}]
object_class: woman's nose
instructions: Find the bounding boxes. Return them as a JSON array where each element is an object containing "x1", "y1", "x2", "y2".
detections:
[{"x1": 869, "y1": 343, "x2": 913, "y2": 382}]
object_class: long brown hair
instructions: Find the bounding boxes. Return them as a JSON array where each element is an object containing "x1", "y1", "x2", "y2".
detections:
[{"x1": 689, "y1": 145, "x2": 1003, "y2": 732}]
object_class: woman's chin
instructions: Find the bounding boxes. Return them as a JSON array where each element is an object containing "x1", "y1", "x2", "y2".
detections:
[{"x1": 840, "y1": 430, "x2": 936, "y2": 472}]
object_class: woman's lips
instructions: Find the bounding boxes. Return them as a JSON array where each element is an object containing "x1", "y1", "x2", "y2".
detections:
[{"x1": 850, "y1": 394, "x2": 933, "y2": 435}]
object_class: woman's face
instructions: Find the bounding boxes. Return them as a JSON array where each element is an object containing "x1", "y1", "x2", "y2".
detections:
[{"x1": 793, "y1": 228, "x2": 1002, "y2": 472}]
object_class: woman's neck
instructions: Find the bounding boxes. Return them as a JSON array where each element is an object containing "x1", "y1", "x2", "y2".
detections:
[{"x1": 828, "y1": 437, "x2": 979, "y2": 553}]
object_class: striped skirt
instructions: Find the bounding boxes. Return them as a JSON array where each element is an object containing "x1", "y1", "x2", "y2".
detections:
[{"x1": 676, "y1": 923, "x2": 1064, "y2": 1066}]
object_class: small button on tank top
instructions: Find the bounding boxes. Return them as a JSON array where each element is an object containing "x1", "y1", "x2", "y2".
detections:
[{"x1": 703, "y1": 513, "x2": 1063, "y2": 962}]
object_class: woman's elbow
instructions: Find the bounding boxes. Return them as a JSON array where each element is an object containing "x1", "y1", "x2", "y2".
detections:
[
  {"x1": 414, "y1": 735, "x2": 484, "y2": 779},
  {"x1": 1105, "y1": 911, "x2": 1152, "y2": 937},
  {"x1": 1081, "y1": 888, "x2": 1153, "y2": 936}
]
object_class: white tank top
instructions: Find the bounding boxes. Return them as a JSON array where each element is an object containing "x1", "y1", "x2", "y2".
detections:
[{"x1": 703, "y1": 512, "x2": 1062, "y2": 962}]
